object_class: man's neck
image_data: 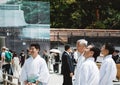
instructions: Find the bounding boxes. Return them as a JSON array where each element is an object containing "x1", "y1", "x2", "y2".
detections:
[{"x1": 32, "y1": 54, "x2": 38, "y2": 59}]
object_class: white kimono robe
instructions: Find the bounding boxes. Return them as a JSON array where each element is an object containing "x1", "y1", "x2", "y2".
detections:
[
  {"x1": 76, "y1": 57, "x2": 99, "y2": 85},
  {"x1": 20, "y1": 55, "x2": 49, "y2": 85},
  {"x1": 99, "y1": 55, "x2": 117, "y2": 85},
  {"x1": 74, "y1": 53, "x2": 85, "y2": 85}
]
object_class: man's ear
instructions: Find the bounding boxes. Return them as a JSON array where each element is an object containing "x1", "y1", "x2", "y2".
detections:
[
  {"x1": 106, "y1": 49, "x2": 109, "y2": 55},
  {"x1": 91, "y1": 51, "x2": 94, "y2": 56},
  {"x1": 37, "y1": 49, "x2": 40, "y2": 52}
]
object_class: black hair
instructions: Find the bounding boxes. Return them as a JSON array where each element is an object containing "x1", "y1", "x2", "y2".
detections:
[
  {"x1": 74, "y1": 48, "x2": 77, "y2": 51},
  {"x1": 65, "y1": 44, "x2": 70, "y2": 51},
  {"x1": 114, "y1": 49, "x2": 119, "y2": 53},
  {"x1": 22, "y1": 50, "x2": 24, "y2": 52},
  {"x1": 104, "y1": 43, "x2": 115, "y2": 55},
  {"x1": 30, "y1": 43, "x2": 40, "y2": 51},
  {"x1": 13, "y1": 52, "x2": 17, "y2": 57},
  {"x1": 90, "y1": 47, "x2": 100, "y2": 61}
]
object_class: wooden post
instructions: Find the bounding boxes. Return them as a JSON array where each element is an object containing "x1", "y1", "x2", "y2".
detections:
[
  {"x1": 3, "y1": 73, "x2": 19, "y2": 85},
  {"x1": 3, "y1": 72, "x2": 6, "y2": 85}
]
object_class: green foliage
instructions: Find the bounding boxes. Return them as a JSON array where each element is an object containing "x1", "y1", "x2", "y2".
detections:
[
  {"x1": 103, "y1": 9, "x2": 120, "y2": 29},
  {"x1": 50, "y1": 0, "x2": 82, "y2": 28},
  {"x1": 21, "y1": 1, "x2": 50, "y2": 24},
  {"x1": 50, "y1": 0, "x2": 120, "y2": 29},
  {"x1": 86, "y1": 21, "x2": 106, "y2": 29},
  {"x1": 94, "y1": 21, "x2": 106, "y2": 29}
]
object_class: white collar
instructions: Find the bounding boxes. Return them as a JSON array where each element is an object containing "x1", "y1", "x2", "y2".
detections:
[
  {"x1": 86, "y1": 57, "x2": 94, "y2": 61},
  {"x1": 104, "y1": 55, "x2": 112, "y2": 60},
  {"x1": 77, "y1": 52, "x2": 84, "y2": 57},
  {"x1": 31, "y1": 54, "x2": 40, "y2": 60}
]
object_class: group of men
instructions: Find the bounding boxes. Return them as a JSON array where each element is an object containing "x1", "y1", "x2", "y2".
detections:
[
  {"x1": 20, "y1": 40, "x2": 118, "y2": 85},
  {"x1": 0, "y1": 41, "x2": 118, "y2": 85},
  {"x1": 61, "y1": 39, "x2": 117, "y2": 85}
]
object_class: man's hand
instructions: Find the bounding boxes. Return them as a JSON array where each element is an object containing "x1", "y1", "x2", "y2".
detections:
[
  {"x1": 70, "y1": 72, "x2": 74, "y2": 77},
  {"x1": 24, "y1": 80, "x2": 40, "y2": 85},
  {"x1": 36, "y1": 80, "x2": 40, "y2": 85},
  {"x1": 24, "y1": 81, "x2": 33, "y2": 85}
]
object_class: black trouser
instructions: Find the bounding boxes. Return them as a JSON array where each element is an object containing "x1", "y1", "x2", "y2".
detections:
[
  {"x1": 2, "y1": 64, "x2": 13, "y2": 81},
  {"x1": 2, "y1": 64, "x2": 11, "y2": 74},
  {"x1": 53, "y1": 64, "x2": 59, "y2": 73},
  {"x1": 63, "y1": 75, "x2": 72, "y2": 85},
  {"x1": 21, "y1": 62, "x2": 24, "y2": 67}
]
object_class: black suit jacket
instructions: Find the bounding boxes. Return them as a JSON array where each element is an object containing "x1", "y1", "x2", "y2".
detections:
[
  {"x1": 61, "y1": 51, "x2": 74, "y2": 76},
  {"x1": 112, "y1": 55, "x2": 119, "y2": 63}
]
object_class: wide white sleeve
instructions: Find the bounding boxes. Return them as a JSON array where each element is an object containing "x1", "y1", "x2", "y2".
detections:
[
  {"x1": 19, "y1": 61, "x2": 27, "y2": 82},
  {"x1": 38, "y1": 60, "x2": 50, "y2": 84},
  {"x1": 99, "y1": 61, "x2": 116, "y2": 85},
  {"x1": 80, "y1": 64, "x2": 89, "y2": 85}
]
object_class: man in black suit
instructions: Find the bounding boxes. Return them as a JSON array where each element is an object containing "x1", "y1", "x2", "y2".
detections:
[
  {"x1": 112, "y1": 50, "x2": 119, "y2": 63},
  {"x1": 61, "y1": 44, "x2": 74, "y2": 85}
]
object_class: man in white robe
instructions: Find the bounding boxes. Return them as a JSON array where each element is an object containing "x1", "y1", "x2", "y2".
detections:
[
  {"x1": 99, "y1": 43, "x2": 117, "y2": 85},
  {"x1": 74, "y1": 39, "x2": 88, "y2": 85},
  {"x1": 20, "y1": 43, "x2": 49, "y2": 85},
  {"x1": 79, "y1": 45, "x2": 100, "y2": 85}
]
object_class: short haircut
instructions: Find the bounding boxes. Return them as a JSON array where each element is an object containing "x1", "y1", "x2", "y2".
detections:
[
  {"x1": 104, "y1": 43, "x2": 115, "y2": 55},
  {"x1": 90, "y1": 47, "x2": 100, "y2": 61},
  {"x1": 30, "y1": 43, "x2": 40, "y2": 51},
  {"x1": 77, "y1": 39, "x2": 88, "y2": 47},
  {"x1": 114, "y1": 50, "x2": 119, "y2": 53},
  {"x1": 65, "y1": 44, "x2": 70, "y2": 51}
]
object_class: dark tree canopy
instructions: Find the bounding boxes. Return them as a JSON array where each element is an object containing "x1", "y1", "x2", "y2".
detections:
[{"x1": 50, "y1": 0, "x2": 120, "y2": 29}]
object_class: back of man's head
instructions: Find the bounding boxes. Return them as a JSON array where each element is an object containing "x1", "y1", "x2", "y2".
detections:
[
  {"x1": 104, "y1": 43, "x2": 114, "y2": 55},
  {"x1": 65, "y1": 44, "x2": 70, "y2": 51},
  {"x1": 90, "y1": 47, "x2": 100, "y2": 61}
]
